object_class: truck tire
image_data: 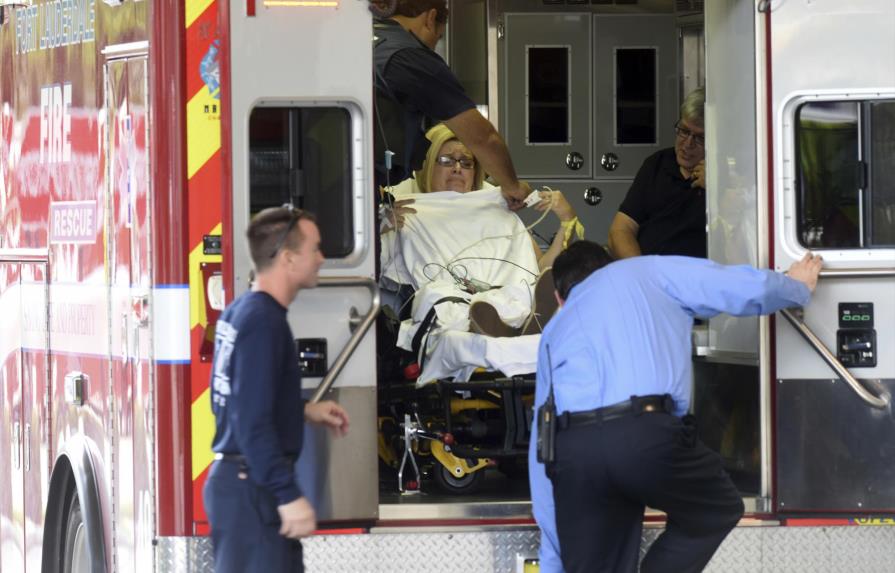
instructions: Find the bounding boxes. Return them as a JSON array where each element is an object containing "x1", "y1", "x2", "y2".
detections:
[{"x1": 63, "y1": 496, "x2": 90, "y2": 573}]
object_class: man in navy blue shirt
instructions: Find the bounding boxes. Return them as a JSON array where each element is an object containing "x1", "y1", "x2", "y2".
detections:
[
  {"x1": 372, "y1": 0, "x2": 530, "y2": 208},
  {"x1": 204, "y1": 206, "x2": 350, "y2": 573},
  {"x1": 530, "y1": 241, "x2": 822, "y2": 573}
]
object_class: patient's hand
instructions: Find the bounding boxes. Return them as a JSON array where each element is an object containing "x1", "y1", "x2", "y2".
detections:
[
  {"x1": 383, "y1": 198, "x2": 416, "y2": 232},
  {"x1": 533, "y1": 190, "x2": 576, "y2": 222}
]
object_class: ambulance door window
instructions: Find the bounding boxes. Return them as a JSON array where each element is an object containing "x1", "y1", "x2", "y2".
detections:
[
  {"x1": 795, "y1": 99, "x2": 895, "y2": 249},
  {"x1": 248, "y1": 107, "x2": 353, "y2": 258}
]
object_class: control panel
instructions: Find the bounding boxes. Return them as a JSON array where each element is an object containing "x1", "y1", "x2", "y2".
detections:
[{"x1": 837, "y1": 302, "x2": 876, "y2": 368}]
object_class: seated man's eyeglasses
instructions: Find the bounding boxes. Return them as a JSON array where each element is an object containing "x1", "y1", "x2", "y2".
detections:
[
  {"x1": 674, "y1": 121, "x2": 705, "y2": 148},
  {"x1": 269, "y1": 204, "x2": 303, "y2": 259},
  {"x1": 436, "y1": 154, "x2": 476, "y2": 170}
]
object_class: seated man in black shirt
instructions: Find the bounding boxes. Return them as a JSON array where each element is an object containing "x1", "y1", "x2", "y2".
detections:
[
  {"x1": 371, "y1": 0, "x2": 530, "y2": 209},
  {"x1": 608, "y1": 87, "x2": 707, "y2": 259}
]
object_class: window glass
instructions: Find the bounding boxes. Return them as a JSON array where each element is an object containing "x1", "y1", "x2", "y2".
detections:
[
  {"x1": 795, "y1": 99, "x2": 895, "y2": 249},
  {"x1": 616, "y1": 48, "x2": 657, "y2": 145},
  {"x1": 869, "y1": 101, "x2": 895, "y2": 246},
  {"x1": 796, "y1": 102, "x2": 860, "y2": 248},
  {"x1": 527, "y1": 47, "x2": 569, "y2": 144},
  {"x1": 249, "y1": 107, "x2": 353, "y2": 257}
]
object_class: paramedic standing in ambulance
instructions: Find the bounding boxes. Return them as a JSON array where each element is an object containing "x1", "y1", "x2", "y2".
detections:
[
  {"x1": 533, "y1": 242, "x2": 823, "y2": 573},
  {"x1": 204, "y1": 206, "x2": 350, "y2": 573},
  {"x1": 371, "y1": 0, "x2": 531, "y2": 209}
]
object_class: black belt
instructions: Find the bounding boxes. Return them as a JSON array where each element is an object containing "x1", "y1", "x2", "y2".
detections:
[
  {"x1": 214, "y1": 453, "x2": 298, "y2": 464},
  {"x1": 557, "y1": 394, "x2": 674, "y2": 431}
]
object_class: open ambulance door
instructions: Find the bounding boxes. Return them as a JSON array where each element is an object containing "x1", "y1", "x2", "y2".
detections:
[
  {"x1": 767, "y1": 1, "x2": 895, "y2": 515},
  {"x1": 222, "y1": 1, "x2": 379, "y2": 522},
  {"x1": 702, "y1": 0, "x2": 895, "y2": 518}
]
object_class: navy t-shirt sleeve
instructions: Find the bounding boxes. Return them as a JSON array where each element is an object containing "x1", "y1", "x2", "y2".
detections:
[
  {"x1": 618, "y1": 157, "x2": 657, "y2": 225},
  {"x1": 229, "y1": 320, "x2": 302, "y2": 505},
  {"x1": 386, "y1": 48, "x2": 476, "y2": 121}
]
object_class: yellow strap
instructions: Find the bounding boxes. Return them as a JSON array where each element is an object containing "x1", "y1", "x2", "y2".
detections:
[{"x1": 560, "y1": 216, "x2": 585, "y2": 249}]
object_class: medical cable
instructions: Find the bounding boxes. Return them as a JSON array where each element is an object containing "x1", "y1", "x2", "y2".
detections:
[
  {"x1": 445, "y1": 186, "x2": 557, "y2": 267},
  {"x1": 390, "y1": 186, "x2": 559, "y2": 323}
]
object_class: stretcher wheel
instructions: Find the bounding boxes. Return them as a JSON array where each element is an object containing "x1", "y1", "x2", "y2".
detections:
[{"x1": 432, "y1": 465, "x2": 485, "y2": 495}]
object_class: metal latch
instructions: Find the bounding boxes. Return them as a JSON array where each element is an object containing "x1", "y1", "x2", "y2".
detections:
[{"x1": 64, "y1": 371, "x2": 88, "y2": 406}]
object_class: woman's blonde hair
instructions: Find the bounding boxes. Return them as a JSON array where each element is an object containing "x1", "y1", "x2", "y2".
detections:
[{"x1": 414, "y1": 124, "x2": 484, "y2": 193}]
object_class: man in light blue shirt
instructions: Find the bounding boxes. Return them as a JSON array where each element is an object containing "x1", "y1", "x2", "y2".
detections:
[{"x1": 529, "y1": 241, "x2": 822, "y2": 573}]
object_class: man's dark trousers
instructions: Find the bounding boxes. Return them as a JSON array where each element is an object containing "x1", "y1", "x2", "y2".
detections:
[
  {"x1": 549, "y1": 411, "x2": 744, "y2": 573},
  {"x1": 204, "y1": 461, "x2": 304, "y2": 573}
]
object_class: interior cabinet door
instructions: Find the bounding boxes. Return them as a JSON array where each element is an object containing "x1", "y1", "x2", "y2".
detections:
[
  {"x1": 503, "y1": 13, "x2": 592, "y2": 179},
  {"x1": 592, "y1": 14, "x2": 678, "y2": 180}
]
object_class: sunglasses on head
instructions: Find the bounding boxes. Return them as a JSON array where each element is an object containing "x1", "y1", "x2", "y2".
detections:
[{"x1": 269, "y1": 204, "x2": 303, "y2": 259}]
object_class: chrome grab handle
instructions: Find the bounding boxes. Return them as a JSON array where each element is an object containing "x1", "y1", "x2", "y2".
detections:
[
  {"x1": 819, "y1": 268, "x2": 895, "y2": 279},
  {"x1": 12, "y1": 422, "x2": 21, "y2": 470},
  {"x1": 779, "y1": 308, "x2": 889, "y2": 409},
  {"x1": 24, "y1": 424, "x2": 31, "y2": 472},
  {"x1": 309, "y1": 277, "x2": 381, "y2": 403}
]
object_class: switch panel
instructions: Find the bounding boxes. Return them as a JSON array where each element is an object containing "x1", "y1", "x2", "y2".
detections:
[
  {"x1": 296, "y1": 338, "x2": 327, "y2": 377},
  {"x1": 837, "y1": 302, "x2": 876, "y2": 368}
]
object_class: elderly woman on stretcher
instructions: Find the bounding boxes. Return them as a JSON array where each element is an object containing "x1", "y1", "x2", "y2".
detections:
[{"x1": 380, "y1": 123, "x2": 584, "y2": 346}]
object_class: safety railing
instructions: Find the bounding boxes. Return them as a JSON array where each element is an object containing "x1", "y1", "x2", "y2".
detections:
[
  {"x1": 309, "y1": 276, "x2": 380, "y2": 403},
  {"x1": 779, "y1": 308, "x2": 889, "y2": 409}
]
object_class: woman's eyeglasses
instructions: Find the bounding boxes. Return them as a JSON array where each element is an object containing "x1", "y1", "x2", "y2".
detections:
[
  {"x1": 674, "y1": 121, "x2": 705, "y2": 148},
  {"x1": 435, "y1": 154, "x2": 476, "y2": 170}
]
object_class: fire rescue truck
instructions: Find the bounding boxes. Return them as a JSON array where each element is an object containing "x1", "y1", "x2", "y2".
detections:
[{"x1": 0, "y1": 0, "x2": 893, "y2": 571}]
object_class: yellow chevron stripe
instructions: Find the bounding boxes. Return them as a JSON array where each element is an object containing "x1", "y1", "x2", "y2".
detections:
[
  {"x1": 186, "y1": 88, "x2": 222, "y2": 179},
  {"x1": 185, "y1": 0, "x2": 215, "y2": 29},
  {"x1": 189, "y1": 223, "x2": 223, "y2": 329},
  {"x1": 192, "y1": 387, "x2": 216, "y2": 480}
]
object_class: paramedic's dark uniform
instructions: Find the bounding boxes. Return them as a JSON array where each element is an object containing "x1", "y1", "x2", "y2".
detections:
[
  {"x1": 204, "y1": 291, "x2": 306, "y2": 573},
  {"x1": 373, "y1": 18, "x2": 475, "y2": 190},
  {"x1": 534, "y1": 256, "x2": 810, "y2": 573},
  {"x1": 618, "y1": 147, "x2": 707, "y2": 258}
]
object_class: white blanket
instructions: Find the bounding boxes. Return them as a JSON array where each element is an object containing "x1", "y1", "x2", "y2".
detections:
[
  {"x1": 415, "y1": 330, "x2": 540, "y2": 386},
  {"x1": 381, "y1": 188, "x2": 540, "y2": 335}
]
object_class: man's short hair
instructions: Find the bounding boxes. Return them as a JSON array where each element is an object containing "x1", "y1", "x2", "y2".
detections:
[
  {"x1": 385, "y1": 0, "x2": 448, "y2": 23},
  {"x1": 247, "y1": 206, "x2": 315, "y2": 273},
  {"x1": 368, "y1": 0, "x2": 448, "y2": 24},
  {"x1": 680, "y1": 86, "x2": 705, "y2": 127},
  {"x1": 552, "y1": 241, "x2": 615, "y2": 301}
]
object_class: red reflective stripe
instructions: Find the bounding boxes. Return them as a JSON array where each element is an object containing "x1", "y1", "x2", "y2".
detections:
[
  {"x1": 784, "y1": 518, "x2": 852, "y2": 527},
  {"x1": 247, "y1": 0, "x2": 256, "y2": 16},
  {"x1": 376, "y1": 518, "x2": 536, "y2": 528},
  {"x1": 314, "y1": 528, "x2": 368, "y2": 535}
]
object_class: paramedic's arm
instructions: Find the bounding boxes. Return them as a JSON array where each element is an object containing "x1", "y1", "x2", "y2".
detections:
[
  {"x1": 658, "y1": 253, "x2": 822, "y2": 318},
  {"x1": 608, "y1": 212, "x2": 641, "y2": 259},
  {"x1": 445, "y1": 109, "x2": 531, "y2": 210}
]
